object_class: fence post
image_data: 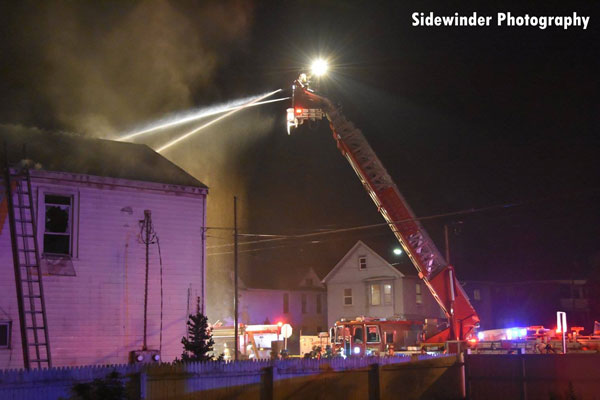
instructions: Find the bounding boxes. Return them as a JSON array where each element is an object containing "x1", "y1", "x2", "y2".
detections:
[
  {"x1": 368, "y1": 363, "x2": 380, "y2": 400},
  {"x1": 261, "y1": 366, "x2": 274, "y2": 400},
  {"x1": 139, "y1": 368, "x2": 147, "y2": 400},
  {"x1": 520, "y1": 353, "x2": 527, "y2": 400}
]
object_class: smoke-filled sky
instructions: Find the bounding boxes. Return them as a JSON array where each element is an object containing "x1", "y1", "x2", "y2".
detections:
[{"x1": 1, "y1": 1, "x2": 599, "y2": 321}]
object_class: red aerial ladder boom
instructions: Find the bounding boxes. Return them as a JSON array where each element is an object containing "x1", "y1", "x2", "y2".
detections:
[{"x1": 287, "y1": 75, "x2": 479, "y2": 342}]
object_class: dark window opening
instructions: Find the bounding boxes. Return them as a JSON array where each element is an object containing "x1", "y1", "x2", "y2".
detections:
[
  {"x1": 316, "y1": 294, "x2": 322, "y2": 314},
  {"x1": 0, "y1": 322, "x2": 10, "y2": 348},
  {"x1": 283, "y1": 293, "x2": 289, "y2": 314},
  {"x1": 44, "y1": 195, "x2": 72, "y2": 255},
  {"x1": 301, "y1": 294, "x2": 307, "y2": 314}
]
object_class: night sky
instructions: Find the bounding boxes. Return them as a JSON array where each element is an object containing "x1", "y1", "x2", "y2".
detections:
[{"x1": 1, "y1": 1, "x2": 598, "y2": 320}]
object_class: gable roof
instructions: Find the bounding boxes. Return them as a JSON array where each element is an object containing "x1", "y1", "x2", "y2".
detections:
[
  {"x1": 322, "y1": 240, "x2": 404, "y2": 283},
  {"x1": 0, "y1": 125, "x2": 206, "y2": 188}
]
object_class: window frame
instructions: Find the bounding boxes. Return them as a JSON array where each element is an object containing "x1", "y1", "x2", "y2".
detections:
[
  {"x1": 0, "y1": 321, "x2": 11, "y2": 349},
  {"x1": 366, "y1": 325, "x2": 381, "y2": 344},
  {"x1": 358, "y1": 256, "x2": 367, "y2": 270},
  {"x1": 415, "y1": 283, "x2": 423, "y2": 305},
  {"x1": 383, "y1": 283, "x2": 393, "y2": 305},
  {"x1": 343, "y1": 288, "x2": 353, "y2": 306},
  {"x1": 473, "y1": 288, "x2": 481, "y2": 301},
  {"x1": 283, "y1": 293, "x2": 289, "y2": 314},
  {"x1": 316, "y1": 293, "x2": 322, "y2": 314},
  {"x1": 369, "y1": 283, "x2": 381, "y2": 306},
  {"x1": 301, "y1": 293, "x2": 307, "y2": 314},
  {"x1": 37, "y1": 187, "x2": 79, "y2": 259}
]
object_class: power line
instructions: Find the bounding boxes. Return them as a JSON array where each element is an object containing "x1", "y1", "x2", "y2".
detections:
[{"x1": 206, "y1": 200, "x2": 522, "y2": 250}]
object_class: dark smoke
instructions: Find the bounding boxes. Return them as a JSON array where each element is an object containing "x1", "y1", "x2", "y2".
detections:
[
  {"x1": 0, "y1": 0, "x2": 259, "y2": 321},
  {"x1": 0, "y1": 0, "x2": 254, "y2": 137}
]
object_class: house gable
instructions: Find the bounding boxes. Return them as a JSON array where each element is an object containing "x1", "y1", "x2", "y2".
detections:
[
  {"x1": 298, "y1": 267, "x2": 324, "y2": 288},
  {"x1": 323, "y1": 240, "x2": 403, "y2": 284}
]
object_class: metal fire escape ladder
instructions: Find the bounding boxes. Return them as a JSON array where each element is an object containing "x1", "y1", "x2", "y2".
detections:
[
  {"x1": 4, "y1": 166, "x2": 52, "y2": 369},
  {"x1": 307, "y1": 93, "x2": 479, "y2": 341}
]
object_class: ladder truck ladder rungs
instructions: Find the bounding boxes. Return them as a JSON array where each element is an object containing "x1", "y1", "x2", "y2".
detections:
[{"x1": 4, "y1": 165, "x2": 52, "y2": 369}]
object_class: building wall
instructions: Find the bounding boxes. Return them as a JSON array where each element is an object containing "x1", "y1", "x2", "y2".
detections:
[
  {"x1": 400, "y1": 276, "x2": 443, "y2": 321},
  {"x1": 0, "y1": 171, "x2": 206, "y2": 368}
]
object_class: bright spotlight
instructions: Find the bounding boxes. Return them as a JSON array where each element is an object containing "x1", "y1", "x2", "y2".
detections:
[
  {"x1": 393, "y1": 248, "x2": 403, "y2": 256},
  {"x1": 311, "y1": 59, "x2": 328, "y2": 76}
]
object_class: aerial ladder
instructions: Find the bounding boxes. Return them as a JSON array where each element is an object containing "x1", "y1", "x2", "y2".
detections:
[{"x1": 286, "y1": 73, "x2": 479, "y2": 343}]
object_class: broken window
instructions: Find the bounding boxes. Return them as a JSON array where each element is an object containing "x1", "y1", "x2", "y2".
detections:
[
  {"x1": 43, "y1": 195, "x2": 72, "y2": 256},
  {"x1": 0, "y1": 321, "x2": 10, "y2": 348}
]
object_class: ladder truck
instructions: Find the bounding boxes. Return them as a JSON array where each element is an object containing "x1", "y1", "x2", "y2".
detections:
[{"x1": 286, "y1": 72, "x2": 479, "y2": 347}]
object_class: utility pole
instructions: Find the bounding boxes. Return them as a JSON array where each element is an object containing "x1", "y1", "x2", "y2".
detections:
[
  {"x1": 233, "y1": 196, "x2": 239, "y2": 361},
  {"x1": 444, "y1": 221, "x2": 463, "y2": 265},
  {"x1": 142, "y1": 210, "x2": 152, "y2": 351}
]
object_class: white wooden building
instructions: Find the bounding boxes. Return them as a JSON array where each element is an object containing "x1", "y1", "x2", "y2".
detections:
[
  {"x1": 0, "y1": 127, "x2": 207, "y2": 368},
  {"x1": 323, "y1": 240, "x2": 442, "y2": 327}
]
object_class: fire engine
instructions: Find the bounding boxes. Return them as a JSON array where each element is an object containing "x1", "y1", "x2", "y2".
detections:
[
  {"x1": 468, "y1": 325, "x2": 600, "y2": 354},
  {"x1": 286, "y1": 64, "x2": 479, "y2": 350},
  {"x1": 331, "y1": 317, "x2": 424, "y2": 357}
]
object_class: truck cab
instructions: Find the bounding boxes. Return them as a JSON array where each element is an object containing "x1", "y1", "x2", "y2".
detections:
[{"x1": 332, "y1": 318, "x2": 424, "y2": 357}]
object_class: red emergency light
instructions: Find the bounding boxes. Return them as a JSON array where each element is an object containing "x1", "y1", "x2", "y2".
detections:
[{"x1": 295, "y1": 107, "x2": 303, "y2": 115}]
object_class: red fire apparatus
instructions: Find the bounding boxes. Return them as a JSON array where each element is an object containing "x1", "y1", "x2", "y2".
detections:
[
  {"x1": 332, "y1": 317, "x2": 424, "y2": 357},
  {"x1": 287, "y1": 68, "x2": 479, "y2": 348}
]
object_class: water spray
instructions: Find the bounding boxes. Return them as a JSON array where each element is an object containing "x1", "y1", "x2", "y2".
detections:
[
  {"x1": 118, "y1": 94, "x2": 288, "y2": 142},
  {"x1": 156, "y1": 89, "x2": 282, "y2": 153}
]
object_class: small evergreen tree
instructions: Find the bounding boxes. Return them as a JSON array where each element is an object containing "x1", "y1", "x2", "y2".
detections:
[{"x1": 180, "y1": 312, "x2": 215, "y2": 362}]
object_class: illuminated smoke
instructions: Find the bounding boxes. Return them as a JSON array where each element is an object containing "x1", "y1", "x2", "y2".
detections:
[
  {"x1": 118, "y1": 95, "x2": 289, "y2": 142},
  {"x1": 156, "y1": 89, "x2": 282, "y2": 153}
]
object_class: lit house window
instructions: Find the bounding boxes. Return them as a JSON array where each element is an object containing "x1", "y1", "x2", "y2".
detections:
[
  {"x1": 358, "y1": 256, "x2": 367, "y2": 270},
  {"x1": 416, "y1": 283, "x2": 423, "y2": 305},
  {"x1": 301, "y1": 294, "x2": 307, "y2": 314},
  {"x1": 473, "y1": 289, "x2": 481, "y2": 301},
  {"x1": 370, "y1": 284, "x2": 381, "y2": 306},
  {"x1": 43, "y1": 194, "x2": 73, "y2": 256},
  {"x1": 283, "y1": 293, "x2": 289, "y2": 313},
  {"x1": 0, "y1": 321, "x2": 10, "y2": 348},
  {"x1": 344, "y1": 288, "x2": 353, "y2": 305},
  {"x1": 383, "y1": 284, "x2": 392, "y2": 305},
  {"x1": 316, "y1": 294, "x2": 322, "y2": 314}
]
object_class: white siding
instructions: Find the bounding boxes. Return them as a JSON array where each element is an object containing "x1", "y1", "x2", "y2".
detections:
[{"x1": 0, "y1": 174, "x2": 206, "y2": 367}]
